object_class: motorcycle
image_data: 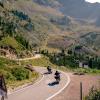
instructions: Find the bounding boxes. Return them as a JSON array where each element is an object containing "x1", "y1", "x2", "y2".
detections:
[
  {"x1": 47, "y1": 66, "x2": 52, "y2": 74},
  {"x1": 54, "y1": 71, "x2": 60, "y2": 83}
]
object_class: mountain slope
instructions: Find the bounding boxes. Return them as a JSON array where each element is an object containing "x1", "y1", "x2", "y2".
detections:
[{"x1": 0, "y1": 0, "x2": 100, "y2": 55}]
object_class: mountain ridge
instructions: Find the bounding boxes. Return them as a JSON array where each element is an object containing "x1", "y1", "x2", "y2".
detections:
[{"x1": 32, "y1": 0, "x2": 100, "y2": 26}]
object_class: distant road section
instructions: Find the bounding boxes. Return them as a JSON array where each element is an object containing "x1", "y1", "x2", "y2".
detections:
[
  {"x1": 16, "y1": 54, "x2": 41, "y2": 61},
  {"x1": 4, "y1": 67, "x2": 70, "y2": 100},
  {"x1": 0, "y1": 54, "x2": 41, "y2": 60}
]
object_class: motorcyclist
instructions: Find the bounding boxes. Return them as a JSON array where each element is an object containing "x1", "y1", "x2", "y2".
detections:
[
  {"x1": 54, "y1": 71, "x2": 60, "y2": 83},
  {"x1": 47, "y1": 66, "x2": 52, "y2": 74}
]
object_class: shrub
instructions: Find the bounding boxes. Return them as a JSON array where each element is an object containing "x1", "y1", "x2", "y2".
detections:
[
  {"x1": 85, "y1": 87, "x2": 100, "y2": 100},
  {"x1": 11, "y1": 67, "x2": 30, "y2": 81},
  {"x1": 5, "y1": 72, "x2": 16, "y2": 81},
  {"x1": 0, "y1": 70, "x2": 16, "y2": 81},
  {"x1": 11, "y1": 10, "x2": 29, "y2": 21}
]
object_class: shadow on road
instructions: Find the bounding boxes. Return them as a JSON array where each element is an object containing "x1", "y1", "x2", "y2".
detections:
[
  {"x1": 48, "y1": 81, "x2": 59, "y2": 86},
  {"x1": 43, "y1": 72, "x2": 52, "y2": 75}
]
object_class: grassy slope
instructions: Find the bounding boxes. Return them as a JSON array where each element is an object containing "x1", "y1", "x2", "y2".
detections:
[
  {"x1": 21, "y1": 56, "x2": 56, "y2": 67},
  {"x1": 6, "y1": 0, "x2": 65, "y2": 47},
  {"x1": 0, "y1": 37, "x2": 24, "y2": 52},
  {"x1": 0, "y1": 57, "x2": 39, "y2": 89}
]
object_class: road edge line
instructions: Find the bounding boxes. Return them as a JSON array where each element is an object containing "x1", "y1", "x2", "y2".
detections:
[
  {"x1": 46, "y1": 71, "x2": 70, "y2": 100},
  {"x1": 8, "y1": 74, "x2": 44, "y2": 95}
]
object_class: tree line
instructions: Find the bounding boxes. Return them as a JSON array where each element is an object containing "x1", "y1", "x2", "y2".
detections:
[{"x1": 40, "y1": 48, "x2": 100, "y2": 69}]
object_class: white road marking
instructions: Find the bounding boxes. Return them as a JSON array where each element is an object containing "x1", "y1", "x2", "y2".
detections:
[
  {"x1": 8, "y1": 75, "x2": 44, "y2": 95},
  {"x1": 46, "y1": 71, "x2": 70, "y2": 100}
]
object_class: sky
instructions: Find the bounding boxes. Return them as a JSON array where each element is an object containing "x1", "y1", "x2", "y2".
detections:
[{"x1": 85, "y1": 0, "x2": 100, "y2": 3}]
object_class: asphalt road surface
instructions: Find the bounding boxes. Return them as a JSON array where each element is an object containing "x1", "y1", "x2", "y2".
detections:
[{"x1": 4, "y1": 67, "x2": 70, "y2": 100}]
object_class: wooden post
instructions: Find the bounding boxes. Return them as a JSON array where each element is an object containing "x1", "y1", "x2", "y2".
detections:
[{"x1": 80, "y1": 82, "x2": 83, "y2": 100}]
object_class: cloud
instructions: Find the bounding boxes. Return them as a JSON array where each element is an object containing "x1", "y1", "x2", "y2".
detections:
[{"x1": 85, "y1": 0, "x2": 100, "y2": 3}]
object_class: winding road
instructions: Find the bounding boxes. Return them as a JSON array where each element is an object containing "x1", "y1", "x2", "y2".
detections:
[
  {"x1": 0, "y1": 54, "x2": 41, "y2": 61},
  {"x1": 5, "y1": 67, "x2": 70, "y2": 100},
  {"x1": 16, "y1": 54, "x2": 41, "y2": 61}
]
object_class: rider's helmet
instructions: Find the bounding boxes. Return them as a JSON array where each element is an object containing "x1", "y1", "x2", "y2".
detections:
[{"x1": 55, "y1": 71, "x2": 59, "y2": 73}]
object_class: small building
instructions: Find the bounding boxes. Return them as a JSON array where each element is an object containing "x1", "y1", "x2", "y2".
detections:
[{"x1": 79, "y1": 61, "x2": 89, "y2": 68}]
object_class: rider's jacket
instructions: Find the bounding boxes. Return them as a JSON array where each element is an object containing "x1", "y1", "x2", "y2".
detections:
[{"x1": 55, "y1": 72, "x2": 60, "y2": 77}]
